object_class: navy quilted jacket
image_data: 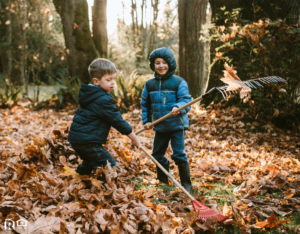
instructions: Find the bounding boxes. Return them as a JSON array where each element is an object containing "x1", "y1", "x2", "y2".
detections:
[
  {"x1": 68, "y1": 84, "x2": 132, "y2": 144},
  {"x1": 141, "y1": 47, "x2": 192, "y2": 132}
]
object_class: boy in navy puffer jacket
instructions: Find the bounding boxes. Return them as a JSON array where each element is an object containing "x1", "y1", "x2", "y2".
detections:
[
  {"x1": 68, "y1": 58, "x2": 140, "y2": 178},
  {"x1": 140, "y1": 47, "x2": 192, "y2": 192}
]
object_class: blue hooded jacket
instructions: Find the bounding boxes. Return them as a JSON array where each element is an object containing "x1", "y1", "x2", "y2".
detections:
[
  {"x1": 68, "y1": 84, "x2": 132, "y2": 144},
  {"x1": 141, "y1": 47, "x2": 192, "y2": 132}
]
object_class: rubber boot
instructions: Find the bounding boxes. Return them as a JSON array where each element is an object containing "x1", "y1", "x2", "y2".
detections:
[
  {"x1": 178, "y1": 164, "x2": 192, "y2": 193},
  {"x1": 156, "y1": 164, "x2": 170, "y2": 184},
  {"x1": 76, "y1": 165, "x2": 92, "y2": 175}
]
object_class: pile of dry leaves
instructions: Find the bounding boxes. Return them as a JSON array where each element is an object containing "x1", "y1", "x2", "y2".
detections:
[{"x1": 0, "y1": 104, "x2": 300, "y2": 233}]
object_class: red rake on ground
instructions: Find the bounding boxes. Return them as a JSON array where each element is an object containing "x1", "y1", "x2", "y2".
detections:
[
  {"x1": 137, "y1": 64, "x2": 287, "y2": 222},
  {"x1": 140, "y1": 145, "x2": 227, "y2": 223}
]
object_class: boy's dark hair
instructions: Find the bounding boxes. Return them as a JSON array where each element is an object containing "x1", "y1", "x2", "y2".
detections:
[{"x1": 88, "y1": 58, "x2": 117, "y2": 79}]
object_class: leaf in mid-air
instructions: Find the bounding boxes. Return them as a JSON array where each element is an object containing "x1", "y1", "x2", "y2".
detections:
[{"x1": 220, "y1": 62, "x2": 251, "y2": 99}]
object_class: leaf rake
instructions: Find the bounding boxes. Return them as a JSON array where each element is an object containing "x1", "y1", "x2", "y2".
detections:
[{"x1": 216, "y1": 76, "x2": 287, "y2": 99}]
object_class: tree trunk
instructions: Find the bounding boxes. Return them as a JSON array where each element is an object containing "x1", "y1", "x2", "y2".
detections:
[
  {"x1": 53, "y1": 0, "x2": 98, "y2": 84},
  {"x1": 178, "y1": 0, "x2": 210, "y2": 98},
  {"x1": 131, "y1": 0, "x2": 137, "y2": 49},
  {"x1": 19, "y1": 0, "x2": 28, "y2": 93},
  {"x1": 147, "y1": 0, "x2": 159, "y2": 59},
  {"x1": 0, "y1": 0, "x2": 12, "y2": 81},
  {"x1": 7, "y1": 0, "x2": 12, "y2": 80},
  {"x1": 178, "y1": 0, "x2": 187, "y2": 81},
  {"x1": 92, "y1": 0, "x2": 107, "y2": 58},
  {"x1": 139, "y1": 0, "x2": 146, "y2": 61}
]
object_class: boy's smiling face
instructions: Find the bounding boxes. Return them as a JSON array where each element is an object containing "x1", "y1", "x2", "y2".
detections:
[
  {"x1": 154, "y1": 58, "x2": 169, "y2": 77},
  {"x1": 92, "y1": 73, "x2": 116, "y2": 92}
]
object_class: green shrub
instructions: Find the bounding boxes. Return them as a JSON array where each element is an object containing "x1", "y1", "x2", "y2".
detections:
[
  {"x1": 0, "y1": 79, "x2": 22, "y2": 108},
  {"x1": 32, "y1": 71, "x2": 151, "y2": 113},
  {"x1": 202, "y1": 8, "x2": 300, "y2": 131},
  {"x1": 31, "y1": 76, "x2": 81, "y2": 111},
  {"x1": 111, "y1": 71, "x2": 150, "y2": 113}
]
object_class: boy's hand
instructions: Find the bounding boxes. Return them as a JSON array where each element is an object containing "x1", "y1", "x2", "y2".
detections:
[
  {"x1": 127, "y1": 132, "x2": 140, "y2": 148},
  {"x1": 132, "y1": 137, "x2": 140, "y2": 148},
  {"x1": 171, "y1": 107, "x2": 180, "y2": 116},
  {"x1": 144, "y1": 123, "x2": 153, "y2": 130}
]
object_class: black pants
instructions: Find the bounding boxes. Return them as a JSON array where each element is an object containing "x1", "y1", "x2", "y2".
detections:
[
  {"x1": 152, "y1": 130, "x2": 188, "y2": 166},
  {"x1": 71, "y1": 143, "x2": 116, "y2": 175}
]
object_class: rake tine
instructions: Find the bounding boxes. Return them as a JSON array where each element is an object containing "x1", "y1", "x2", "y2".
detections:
[
  {"x1": 220, "y1": 87, "x2": 228, "y2": 93},
  {"x1": 265, "y1": 77, "x2": 273, "y2": 83},
  {"x1": 217, "y1": 88, "x2": 227, "y2": 99},
  {"x1": 244, "y1": 82, "x2": 253, "y2": 88},
  {"x1": 221, "y1": 92, "x2": 226, "y2": 96},
  {"x1": 281, "y1": 77, "x2": 287, "y2": 82},
  {"x1": 266, "y1": 77, "x2": 274, "y2": 82},
  {"x1": 259, "y1": 78, "x2": 268, "y2": 84},
  {"x1": 272, "y1": 77, "x2": 282, "y2": 83},
  {"x1": 245, "y1": 82, "x2": 256, "y2": 89},
  {"x1": 270, "y1": 77, "x2": 278, "y2": 83},
  {"x1": 275, "y1": 76, "x2": 283, "y2": 82},
  {"x1": 244, "y1": 82, "x2": 251, "y2": 88},
  {"x1": 220, "y1": 90, "x2": 228, "y2": 100},
  {"x1": 281, "y1": 78, "x2": 287, "y2": 83},
  {"x1": 265, "y1": 76, "x2": 286, "y2": 84},
  {"x1": 250, "y1": 81, "x2": 259, "y2": 88},
  {"x1": 277, "y1": 76, "x2": 287, "y2": 83},
  {"x1": 253, "y1": 80, "x2": 264, "y2": 87}
]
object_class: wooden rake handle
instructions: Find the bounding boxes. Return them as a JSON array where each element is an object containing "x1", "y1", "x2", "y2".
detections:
[
  {"x1": 135, "y1": 88, "x2": 216, "y2": 135},
  {"x1": 140, "y1": 145, "x2": 195, "y2": 201}
]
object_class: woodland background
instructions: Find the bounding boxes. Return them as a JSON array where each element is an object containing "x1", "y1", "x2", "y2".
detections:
[
  {"x1": 0, "y1": 0, "x2": 300, "y2": 233},
  {"x1": 0, "y1": 0, "x2": 299, "y2": 130}
]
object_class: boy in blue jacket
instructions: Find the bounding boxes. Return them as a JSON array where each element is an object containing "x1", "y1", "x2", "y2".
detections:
[
  {"x1": 141, "y1": 47, "x2": 192, "y2": 192},
  {"x1": 68, "y1": 58, "x2": 140, "y2": 178}
]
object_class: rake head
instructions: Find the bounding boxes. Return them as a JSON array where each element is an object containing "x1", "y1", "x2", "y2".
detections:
[
  {"x1": 216, "y1": 76, "x2": 287, "y2": 100},
  {"x1": 193, "y1": 200, "x2": 227, "y2": 223},
  {"x1": 214, "y1": 63, "x2": 287, "y2": 100}
]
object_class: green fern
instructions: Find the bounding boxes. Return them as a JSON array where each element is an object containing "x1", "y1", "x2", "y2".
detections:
[
  {"x1": 111, "y1": 71, "x2": 150, "y2": 113},
  {"x1": 61, "y1": 76, "x2": 81, "y2": 104},
  {"x1": 0, "y1": 80, "x2": 23, "y2": 107}
]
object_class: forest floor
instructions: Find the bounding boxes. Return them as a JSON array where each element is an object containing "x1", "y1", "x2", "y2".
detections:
[{"x1": 0, "y1": 104, "x2": 300, "y2": 233}]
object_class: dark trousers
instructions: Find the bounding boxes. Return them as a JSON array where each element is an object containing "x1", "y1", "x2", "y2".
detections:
[
  {"x1": 71, "y1": 143, "x2": 116, "y2": 175},
  {"x1": 152, "y1": 130, "x2": 188, "y2": 166}
]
